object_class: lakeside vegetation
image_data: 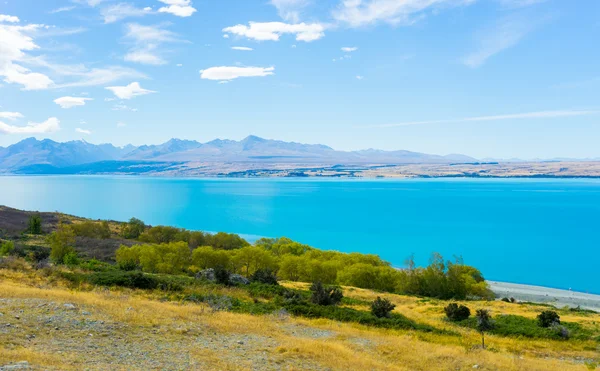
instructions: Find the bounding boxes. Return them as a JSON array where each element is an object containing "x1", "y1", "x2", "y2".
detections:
[{"x1": 1, "y1": 207, "x2": 600, "y2": 370}]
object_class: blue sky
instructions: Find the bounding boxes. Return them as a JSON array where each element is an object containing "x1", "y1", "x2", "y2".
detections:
[{"x1": 0, "y1": 0, "x2": 598, "y2": 159}]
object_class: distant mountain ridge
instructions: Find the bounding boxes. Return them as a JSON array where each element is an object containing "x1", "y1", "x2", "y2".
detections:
[{"x1": 0, "y1": 136, "x2": 478, "y2": 173}]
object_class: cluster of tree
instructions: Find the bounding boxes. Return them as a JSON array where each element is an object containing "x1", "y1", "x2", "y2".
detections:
[
  {"x1": 70, "y1": 221, "x2": 111, "y2": 239},
  {"x1": 114, "y1": 237, "x2": 491, "y2": 300},
  {"x1": 119, "y1": 218, "x2": 249, "y2": 250}
]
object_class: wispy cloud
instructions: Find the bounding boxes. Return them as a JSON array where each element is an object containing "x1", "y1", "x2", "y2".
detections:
[
  {"x1": 341, "y1": 46, "x2": 358, "y2": 52},
  {"x1": 49, "y1": 6, "x2": 76, "y2": 14},
  {"x1": 231, "y1": 46, "x2": 253, "y2": 51},
  {"x1": 223, "y1": 22, "x2": 325, "y2": 42},
  {"x1": 462, "y1": 14, "x2": 545, "y2": 68},
  {"x1": 0, "y1": 117, "x2": 60, "y2": 134},
  {"x1": 270, "y1": 0, "x2": 311, "y2": 23},
  {"x1": 100, "y1": 3, "x2": 152, "y2": 24},
  {"x1": 123, "y1": 23, "x2": 183, "y2": 65},
  {"x1": 364, "y1": 110, "x2": 599, "y2": 128},
  {"x1": 76, "y1": 128, "x2": 92, "y2": 135},
  {"x1": 0, "y1": 112, "x2": 24, "y2": 120},
  {"x1": 332, "y1": 0, "x2": 475, "y2": 28},
  {"x1": 200, "y1": 66, "x2": 275, "y2": 81},
  {"x1": 54, "y1": 96, "x2": 93, "y2": 109},
  {"x1": 106, "y1": 82, "x2": 156, "y2": 99}
]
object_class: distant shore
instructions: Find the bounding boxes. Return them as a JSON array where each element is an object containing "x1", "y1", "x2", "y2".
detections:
[{"x1": 488, "y1": 281, "x2": 600, "y2": 311}]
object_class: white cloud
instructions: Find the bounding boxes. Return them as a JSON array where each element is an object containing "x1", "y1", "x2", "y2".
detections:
[
  {"x1": 270, "y1": 0, "x2": 310, "y2": 23},
  {"x1": 0, "y1": 15, "x2": 20, "y2": 23},
  {"x1": 0, "y1": 117, "x2": 60, "y2": 134},
  {"x1": 0, "y1": 22, "x2": 55, "y2": 90},
  {"x1": 157, "y1": 0, "x2": 197, "y2": 17},
  {"x1": 356, "y1": 75, "x2": 364, "y2": 80},
  {"x1": 50, "y1": 6, "x2": 76, "y2": 14},
  {"x1": 101, "y1": 3, "x2": 152, "y2": 23},
  {"x1": 106, "y1": 82, "x2": 156, "y2": 99},
  {"x1": 462, "y1": 15, "x2": 538, "y2": 68},
  {"x1": 341, "y1": 46, "x2": 358, "y2": 52},
  {"x1": 1, "y1": 18, "x2": 141, "y2": 90},
  {"x1": 76, "y1": 128, "x2": 92, "y2": 135},
  {"x1": 0, "y1": 112, "x2": 24, "y2": 120},
  {"x1": 200, "y1": 66, "x2": 275, "y2": 81},
  {"x1": 332, "y1": 0, "x2": 475, "y2": 27},
  {"x1": 117, "y1": 122, "x2": 127, "y2": 127},
  {"x1": 176, "y1": 63, "x2": 183, "y2": 67},
  {"x1": 366, "y1": 110, "x2": 600, "y2": 128},
  {"x1": 123, "y1": 23, "x2": 182, "y2": 65},
  {"x1": 54, "y1": 96, "x2": 93, "y2": 109},
  {"x1": 231, "y1": 46, "x2": 253, "y2": 51},
  {"x1": 223, "y1": 22, "x2": 325, "y2": 42}
]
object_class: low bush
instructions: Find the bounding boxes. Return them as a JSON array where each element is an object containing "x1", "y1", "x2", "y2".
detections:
[
  {"x1": 88, "y1": 271, "x2": 159, "y2": 290},
  {"x1": 538, "y1": 311, "x2": 560, "y2": 328},
  {"x1": 247, "y1": 282, "x2": 288, "y2": 299},
  {"x1": 214, "y1": 267, "x2": 231, "y2": 286},
  {"x1": 444, "y1": 303, "x2": 471, "y2": 321},
  {"x1": 251, "y1": 268, "x2": 279, "y2": 285},
  {"x1": 283, "y1": 301, "x2": 442, "y2": 333},
  {"x1": 371, "y1": 297, "x2": 396, "y2": 318},
  {"x1": 310, "y1": 281, "x2": 343, "y2": 306},
  {"x1": 458, "y1": 314, "x2": 590, "y2": 340},
  {"x1": 0, "y1": 240, "x2": 15, "y2": 257}
]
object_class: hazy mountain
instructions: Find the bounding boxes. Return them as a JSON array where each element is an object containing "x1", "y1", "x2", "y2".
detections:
[
  {"x1": 123, "y1": 139, "x2": 201, "y2": 160},
  {"x1": 0, "y1": 136, "x2": 478, "y2": 173},
  {"x1": 0, "y1": 138, "x2": 126, "y2": 170}
]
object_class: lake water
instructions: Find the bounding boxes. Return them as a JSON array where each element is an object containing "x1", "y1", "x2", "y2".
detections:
[{"x1": 1, "y1": 176, "x2": 599, "y2": 293}]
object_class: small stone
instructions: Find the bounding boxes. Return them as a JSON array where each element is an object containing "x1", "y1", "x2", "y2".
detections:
[
  {"x1": 472, "y1": 365, "x2": 480, "y2": 369},
  {"x1": 237, "y1": 340, "x2": 244, "y2": 345},
  {"x1": 82, "y1": 311, "x2": 91, "y2": 316},
  {"x1": 14, "y1": 315, "x2": 20, "y2": 320},
  {"x1": 63, "y1": 303, "x2": 76, "y2": 310}
]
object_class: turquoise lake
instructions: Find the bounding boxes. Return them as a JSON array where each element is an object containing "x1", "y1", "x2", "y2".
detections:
[{"x1": 1, "y1": 176, "x2": 599, "y2": 293}]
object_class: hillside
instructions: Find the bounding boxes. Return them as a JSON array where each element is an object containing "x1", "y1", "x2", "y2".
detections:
[{"x1": 1, "y1": 207, "x2": 600, "y2": 370}]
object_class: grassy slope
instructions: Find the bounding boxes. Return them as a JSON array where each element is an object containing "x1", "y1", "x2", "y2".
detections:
[{"x1": 1, "y1": 267, "x2": 599, "y2": 371}]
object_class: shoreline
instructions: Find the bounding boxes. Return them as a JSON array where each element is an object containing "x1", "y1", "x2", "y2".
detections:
[{"x1": 488, "y1": 281, "x2": 600, "y2": 311}]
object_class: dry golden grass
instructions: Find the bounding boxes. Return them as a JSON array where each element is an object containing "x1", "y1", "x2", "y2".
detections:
[{"x1": 1, "y1": 272, "x2": 598, "y2": 370}]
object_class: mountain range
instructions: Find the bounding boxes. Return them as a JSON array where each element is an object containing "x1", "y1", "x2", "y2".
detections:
[{"x1": 0, "y1": 136, "x2": 478, "y2": 174}]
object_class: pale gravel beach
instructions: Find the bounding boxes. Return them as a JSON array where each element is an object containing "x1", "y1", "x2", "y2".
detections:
[{"x1": 489, "y1": 281, "x2": 600, "y2": 311}]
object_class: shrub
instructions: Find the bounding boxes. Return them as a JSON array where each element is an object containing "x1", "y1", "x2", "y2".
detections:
[
  {"x1": 309, "y1": 281, "x2": 343, "y2": 306},
  {"x1": 48, "y1": 225, "x2": 76, "y2": 264},
  {"x1": 12, "y1": 244, "x2": 50, "y2": 262},
  {"x1": 444, "y1": 303, "x2": 471, "y2": 321},
  {"x1": 70, "y1": 221, "x2": 111, "y2": 239},
  {"x1": 371, "y1": 297, "x2": 396, "y2": 318},
  {"x1": 28, "y1": 214, "x2": 42, "y2": 235},
  {"x1": 538, "y1": 310, "x2": 560, "y2": 328},
  {"x1": 0, "y1": 241, "x2": 15, "y2": 257},
  {"x1": 251, "y1": 268, "x2": 279, "y2": 285},
  {"x1": 120, "y1": 218, "x2": 146, "y2": 239},
  {"x1": 475, "y1": 309, "x2": 493, "y2": 349},
  {"x1": 63, "y1": 252, "x2": 80, "y2": 267},
  {"x1": 88, "y1": 271, "x2": 159, "y2": 290},
  {"x1": 214, "y1": 267, "x2": 231, "y2": 286}
]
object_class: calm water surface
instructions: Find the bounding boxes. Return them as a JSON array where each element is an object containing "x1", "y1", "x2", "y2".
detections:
[{"x1": 1, "y1": 176, "x2": 598, "y2": 293}]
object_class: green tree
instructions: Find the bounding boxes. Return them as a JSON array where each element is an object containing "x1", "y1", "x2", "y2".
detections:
[
  {"x1": 28, "y1": 214, "x2": 42, "y2": 235},
  {"x1": 48, "y1": 224, "x2": 76, "y2": 264},
  {"x1": 476, "y1": 309, "x2": 493, "y2": 349},
  {"x1": 0, "y1": 241, "x2": 15, "y2": 257},
  {"x1": 309, "y1": 281, "x2": 343, "y2": 306},
  {"x1": 233, "y1": 246, "x2": 277, "y2": 276},
  {"x1": 120, "y1": 218, "x2": 146, "y2": 239},
  {"x1": 191, "y1": 246, "x2": 230, "y2": 270},
  {"x1": 278, "y1": 255, "x2": 307, "y2": 281}
]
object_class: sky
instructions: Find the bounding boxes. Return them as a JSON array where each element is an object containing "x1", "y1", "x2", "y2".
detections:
[{"x1": 0, "y1": 0, "x2": 599, "y2": 159}]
